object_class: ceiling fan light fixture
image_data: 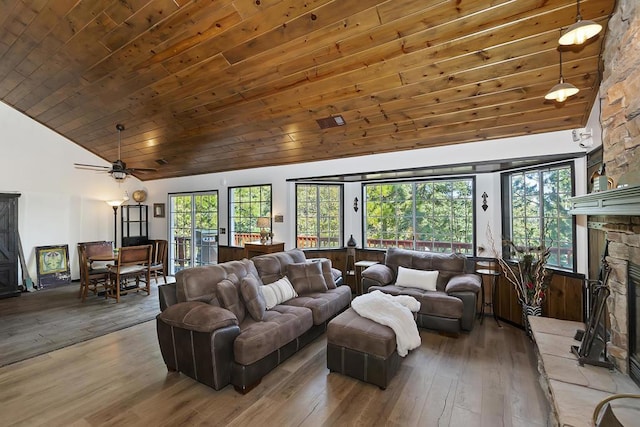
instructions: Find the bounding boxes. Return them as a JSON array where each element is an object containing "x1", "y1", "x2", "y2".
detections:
[
  {"x1": 111, "y1": 170, "x2": 127, "y2": 181},
  {"x1": 559, "y1": 0, "x2": 602, "y2": 46}
]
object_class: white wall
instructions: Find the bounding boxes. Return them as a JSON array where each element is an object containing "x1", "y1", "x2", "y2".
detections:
[
  {"x1": 144, "y1": 127, "x2": 594, "y2": 273},
  {"x1": 2, "y1": 99, "x2": 599, "y2": 285},
  {"x1": 0, "y1": 101, "x2": 144, "y2": 281}
]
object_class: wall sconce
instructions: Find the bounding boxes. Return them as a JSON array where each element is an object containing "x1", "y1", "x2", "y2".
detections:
[
  {"x1": 481, "y1": 192, "x2": 488, "y2": 212},
  {"x1": 353, "y1": 197, "x2": 359, "y2": 212}
]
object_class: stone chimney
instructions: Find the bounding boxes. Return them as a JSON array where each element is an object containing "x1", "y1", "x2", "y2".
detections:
[{"x1": 598, "y1": 0, "x2": 640, "y2": 373}]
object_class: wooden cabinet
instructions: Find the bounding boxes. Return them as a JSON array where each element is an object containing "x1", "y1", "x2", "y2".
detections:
[
  {"x1": 121, "y1": 204, "x2": 149, "y2": 247},
  {"x1": 244, "y1": 241, "x2": 284, "y2": 258},
  {"x1": 0, "y1": 193, "x2": 20, "y2": 298}
]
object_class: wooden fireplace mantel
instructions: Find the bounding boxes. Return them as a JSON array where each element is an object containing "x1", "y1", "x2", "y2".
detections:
[{"x1": 569, "y1": 185, "x2": 640, "y2": 216}]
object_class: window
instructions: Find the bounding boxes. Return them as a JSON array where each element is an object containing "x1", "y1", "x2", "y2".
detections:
[
  {"x1": 229, "y1": 184, "x2": 272, "y2": 246},
  {"x1": 364, "y1": 178, "x2": 474, "y2": 253},
  {"x1": 168, "y1": 192, "x2": 218, "y2": 274},
  {"x1": 296, "y1": 184, "x2": 342, "y2": 248},
  {"x1": 503, "y1": 163, "x2": 574, "y2": 269}
]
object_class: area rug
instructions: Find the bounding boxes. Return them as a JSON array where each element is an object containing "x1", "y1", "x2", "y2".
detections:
[{"x1": 0, "y1": 277, "x2": 174, "y2": 367}]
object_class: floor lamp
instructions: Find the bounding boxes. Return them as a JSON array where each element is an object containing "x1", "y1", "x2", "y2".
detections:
[{"x1": 106, "y1": 200, "x2": 124, "y2": 246}]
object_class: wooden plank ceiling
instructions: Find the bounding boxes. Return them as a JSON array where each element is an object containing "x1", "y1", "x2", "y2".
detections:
[{"x1": 0, "y1": 0, "x2": 615, "y2": 181}]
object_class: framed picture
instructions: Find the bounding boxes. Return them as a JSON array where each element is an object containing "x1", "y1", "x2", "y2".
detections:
[
  {"x1": 153, "y1": 203, "x2": 165, "y2": 218},
  {"x1": 35, "y1": 244, "x2": 71, "y2": 288}
]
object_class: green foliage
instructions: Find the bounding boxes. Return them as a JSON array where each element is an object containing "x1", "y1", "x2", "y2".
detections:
[
  {"x1": 364, "y1": 179, "x2": 473, "y2": 253},
  {"x1": 508, "y1": 165, "x2": 573, "y2": 269}
]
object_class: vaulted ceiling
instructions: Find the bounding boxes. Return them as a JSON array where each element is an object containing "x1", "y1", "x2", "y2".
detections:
[{"x1": 0, "y1": 0, "x2": 615, "y2": 181}]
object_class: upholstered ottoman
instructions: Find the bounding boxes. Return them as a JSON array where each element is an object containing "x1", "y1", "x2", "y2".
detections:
[{"x1": 326, "y1": 308, "x2": 401, "y2": 389}]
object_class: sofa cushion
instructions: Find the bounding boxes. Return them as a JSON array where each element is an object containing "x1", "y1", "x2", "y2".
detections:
[
  {"x1": 283, "y1": 285, "x2": 351, "y2": 324},
  {"x1": 241, "y1": 273, "x2": 267, "y2": 321},
  {"x1": 385, "y1": 248, "x2": 467, "y2": 291},
  {"x1": 369, "y1": 285, "x2": 464, "y2": 319},
  {"x1": 320, "y1": 259, "x2": 337, "y2": 289},
  {"x1": 216, "y1": 274, "x2": 245, "y2": 323},
  {"x1": 446, "y1": 273, "x2": 482, "y2": 293},
  {"x1": 234, "y1": 305, "x2": 313, "y2": 365},
  {"x1": 261, "y1": 276, "x2": 298, "y2": 310},
  {"x1": 287, "y1": 261, "x2": 328, "y2": 294},
  {"x1": 395, "y1": 266, "x2": 438, "y2": 291},
  {"x1": 252, "y1": 249, "x2": 307, "y2": 284}
]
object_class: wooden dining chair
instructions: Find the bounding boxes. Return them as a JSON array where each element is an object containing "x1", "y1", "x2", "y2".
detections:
[
  {"x1": 150, "y1": 239, "x2": 168, "y2": 284},
  {"x1": 77, "y1": 242, "x2": 111, "y2": 301},
  {"x1": 105, "y1": 244, "x2": 152, "y2": 303}
]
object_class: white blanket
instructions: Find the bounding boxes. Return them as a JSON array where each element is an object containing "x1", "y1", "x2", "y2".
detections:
[{"x1": 351, "y1": 290, "x2": 421, "y2": 357}]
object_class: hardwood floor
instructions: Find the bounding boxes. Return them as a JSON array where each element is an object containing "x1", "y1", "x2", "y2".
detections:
[
  {"x1": 0, "y1": 277, "x2": 174, "y2": 367},
  {"x1": 0, "y1": 317, "x2": 551, "y2": 426}
]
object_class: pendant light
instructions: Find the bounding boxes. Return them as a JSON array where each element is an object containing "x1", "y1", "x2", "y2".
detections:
[
  {"x1": 559, "y1": 0, "x2": 602, "y2": 46},
  {"x1": 545, "y1": 49, "x2": 579, "y2": 102}
]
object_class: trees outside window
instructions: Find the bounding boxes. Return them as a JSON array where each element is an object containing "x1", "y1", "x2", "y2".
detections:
[
  {"x1": 364, "y1": 178, "x2": 474, "y2": 253},
  {"x1": 504, "y1": 164, "x2": 574, "y2": 270},
  {"x1": 296, "y1": 184, "x2": 342, "y2": 248},
  {"x1": 169, "y1": 192, "x2": 218, "y2": 274},
  {"x1": 229, "y1": 185, "x2": 272, "y2": 246}
]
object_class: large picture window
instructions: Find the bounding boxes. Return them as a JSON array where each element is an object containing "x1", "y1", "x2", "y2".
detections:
[
  {"x1": 296, "y1": 184, "x2": 342, "y2": 248},
  {"x1": 503, "y1": 163, "x2": 574, "y2": 270},
  {"x1": 229, "y1": 184, "x2": 272, "y2": 247},
  {"x1": 364, "y1": 178, "x2": 474, "y2": 253}
]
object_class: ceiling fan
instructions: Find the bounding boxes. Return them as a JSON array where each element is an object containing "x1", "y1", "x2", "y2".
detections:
[{"x1": 74, "y1": 124, "x2": 156, "y2": 181}]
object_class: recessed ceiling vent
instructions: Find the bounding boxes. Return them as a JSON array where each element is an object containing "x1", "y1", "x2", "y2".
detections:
[
  {"x1": 155, "y1": 158, "x2": 169, "y2": 165},
  {"x1": 316, "y1": 115, "x2": 346, "y2": 129}
]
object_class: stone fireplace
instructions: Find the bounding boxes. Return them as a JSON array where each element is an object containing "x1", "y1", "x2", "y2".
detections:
[{"x1": 593, "y1": 0, "x2": 640, "y2": 379}]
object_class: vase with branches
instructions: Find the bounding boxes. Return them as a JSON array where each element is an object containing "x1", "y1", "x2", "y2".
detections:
[{"x1": 485, "y1": 226, "x2": 552, "y2": 334}]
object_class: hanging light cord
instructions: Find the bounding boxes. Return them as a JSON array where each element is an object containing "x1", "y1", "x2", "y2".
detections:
[{"x1": 575, "y1": 0, "x2": 582, "y2": 21}]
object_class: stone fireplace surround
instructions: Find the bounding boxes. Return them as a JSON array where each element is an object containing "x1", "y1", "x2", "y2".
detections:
[
  {"x1": 527, "y1": 1, "x2": 640, "y2": 424},
  {"x1": 596, "y1": 0, "x2": 640, "y2": 378}
]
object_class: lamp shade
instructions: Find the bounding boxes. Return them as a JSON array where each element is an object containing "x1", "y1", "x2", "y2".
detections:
[
  {"x1": 559, "y1": 19, "x2": 602, "y2": 45},
  {"x1": 256, "y1": 217, "x2": 271, "y2": 228},
  {"x1": 106, "y1": 200, "x2": 125, "y2": 207},
  {"x1": 545, "y1": 80, "x2": 579, "y2": 102}
]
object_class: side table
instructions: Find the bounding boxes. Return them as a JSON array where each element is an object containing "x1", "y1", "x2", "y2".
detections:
[
  {"x1": 354, "y1": 260, "x2": 378, "y2": 295},
  {"x1": 244, "y1": 241, "x2": 284, "y2": 258},
  {"x1": 476, "y1": 267, "x2": 501, "y2": 327}
]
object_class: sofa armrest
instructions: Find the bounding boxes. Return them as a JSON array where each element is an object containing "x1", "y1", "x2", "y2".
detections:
[
  {"x1": 445, "y1": 273, "x2": 481, "y2": 294},
  {"x1": 156, "y1": 301, "x2": 240, "y2": 390},
  {"x1": 158, "y1": 301, "x2": 238, "y2": 332},
  {"x1": 159, "y1": 283, "x2": 178, "y2": 311},
  {"x1": 362, "y1": 264, "x2": 394, "y2": 293}
]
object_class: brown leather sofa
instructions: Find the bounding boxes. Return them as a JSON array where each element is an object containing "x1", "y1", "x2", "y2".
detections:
[
  {"x1": 361, "y1": 248, "x2": 481, "y2": 334},
  {"x1": 156, "y1": 249, "x2": 351, "y2": 393}
]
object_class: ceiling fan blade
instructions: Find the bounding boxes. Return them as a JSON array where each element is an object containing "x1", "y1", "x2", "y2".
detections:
[
  {"x1": 74, "y1": 163, "x2": 111, "y2": 170},
  {"x1": 128, "y1": 167, "x2": 157, "y2": 173}
]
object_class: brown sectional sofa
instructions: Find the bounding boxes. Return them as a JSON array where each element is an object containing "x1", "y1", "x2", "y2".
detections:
[
  {"x1": 361, "y1": 247, "x2": 481, "y2": 334},
  {"x1": 156, "y1": 249, "x2": 351, "y2": 393}
]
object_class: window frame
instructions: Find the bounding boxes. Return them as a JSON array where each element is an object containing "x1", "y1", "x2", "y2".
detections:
[
  {"x1": 362, "y1": 176, "x2": 476, "y2": 254},
  {"x1": 167, "y1": 190, "x2": 219, "y2": 275},
  {"x1": 295, "y1": 183, "x2": 344, "y2": 249},
  {"x1": 501, "y1": 161, "x2": 576, "y2": 272},
  {"x1": 228, "y1": 184, "x2": 272, "y2": 248}
]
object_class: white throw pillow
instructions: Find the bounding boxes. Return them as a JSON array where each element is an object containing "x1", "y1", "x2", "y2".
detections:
[
  {"x1": 260, "y1": 276, "x2": 298, "y2": 310},
  {"x1": 395, "y1": 266, "x2": 438, "y2": 291}
]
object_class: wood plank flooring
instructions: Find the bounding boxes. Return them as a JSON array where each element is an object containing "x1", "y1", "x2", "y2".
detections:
[
  {"x1": 0, "y1": 316, "x2": 551, "y2": 426},
  {"x1": 0, "y1": 277, "x2": 174, "y2": 367}
]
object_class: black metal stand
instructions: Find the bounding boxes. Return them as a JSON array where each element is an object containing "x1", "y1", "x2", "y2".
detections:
[{"x1": 571, "y1": 261, "x2": 614, "y2": 370}]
